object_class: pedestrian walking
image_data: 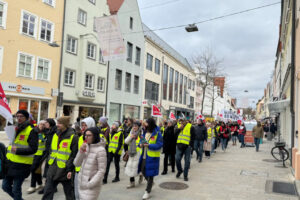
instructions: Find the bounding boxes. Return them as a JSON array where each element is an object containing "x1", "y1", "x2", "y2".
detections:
[
  {"x1": 193, "y1": 119, "x2": 207, "y2": 162},
  {"x1": 175, "y1": 119, "x2": 195, "y2": 181},
  {"x1": 2, "y1": 110, "x2": 38, "y2": 200},
  {"x1": 252, "y1": 121, "x2": 264, "y2": 152},
  {"x1": 98, "y1": 116, "x2": 110, "y2": 149},
  {"x1": 42, "y1": 116, "x2": 78, "y2": 200},
  {"x1": 270, "y1": 123, "x2": 277, "y2": 138},
  {"x1": 204, "y1": 123, "x2": 213, "y2": 158},
  {"x1": 220, "y1": 122, "x2": 229, "y2": 152},
  {"x1": 123, "y1": 118, "x2": 133, "y2": 152},
  {"x1": 161, "y1": 120, "x2": 176, "y2": 175},
  {"x1": 74, "y1": 127, "x2": 107, "y2": 200},
  {"x1": 238, "y1": 123, "x2": 247, "y2": 148},
  {"x1": 124, "y1": 121, "x2": 143, "y2": 188},
  {"x1": 231, "y1": 123, "x2": 238, "y2": 145},
  {"x1": 211, "y1": 122, "x2": 218, "y2": 154},
  {"x1": 138, "y1": 118, "x2": 163, "y2": 200}
]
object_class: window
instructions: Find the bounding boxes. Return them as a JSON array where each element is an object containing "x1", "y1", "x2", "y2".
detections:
[
  {"x1": 129, "y1": 17, "x2": 133, "y2": 29},
  {"x1": 155, "y1": 58, "x2": 160, "y2": 75},
  {"x1": 97, "y1": 77, "x2": 105, "y2": 92},
  {"x1": 179, "y1": 74, "x2": 183, "y2": 104},
  {"x1": 127, "y1": 42, "x2": 133, "y2": 62},
  {"x1": 188, "y1": 79, "x2": 192, "y2": 89},
  {"x1": 146, "y1": 53, "x2": 153, "y2": 71},
  {"x1": 125, "y1": 72, "x2": 131, "y2": 92},
  {"x1": 192, "y1": 81, "x2": 195, "y2": 91},
  {"x1": 87, "y1": 42, "x2": 96, "y2": 59},
  {"x1": 88, "y1": 0, "x2": 96, "y2": 4},
  {"x1": 135, "y1": 47, "x2": 141, "y2": 66},
  {"x1": 21, "y1": 10, "x2": 37, "y2": 37},
  {"x1": 64, "y1": 69, "x2": 75, "y2": 86},
  {"x1": 145, "y1": 80, "x2": 159, "y2": 101},
  {"x1": 99, "y1": 49, "x2": 105, "y2": 63},
  {"x1": 66, "y1": 35, "x2": 78, "y2": 54},
  {"x1": 0, "y1": 1, "x2": 8, "y2": 29},
  {"x1": 174, "y1": 71, "x2": 179, "y2": 102},
  {"x1": 78, "y1": 9, "x2": 87, "y2": 25},
  {"x1": 189, "y1": 97, "x2": 194, "y2": 109},
  {"x1": 43, "y1": 0, "x2": 55, "y2": 7},
  {"x1": 18, "y1": 99, "x2": 49, "y2": 121},
  {"x1": 17, "y1": 53, "x2": 34, "y2": 78},
  {"x1": 184, "y1": 76, "x2": 187, "y2": 104},
  {"x1": 0, "y1": 46, "x2": 3, "y2": 74},
  {"x1": 36, "y1": 58, "x2": 50, "y2": 81},
  {"x1": 169, "y1": 68, "x2": 174, "y2": 101},
  {"x1": 85, "y1": 73, "x2": 94, "y2": 89},
  {"x1": 163, "y1": 64, "x2": 168, "y2": 100},
  {"x1": 115, "y1": 69, "x2": 122, "y2": 90},
  {"x1": 134, "y1": 75, "x2": 139, "y2": 94},
  {"x1": 39, "y1": 19, "x2": 53, "y2": 42}
]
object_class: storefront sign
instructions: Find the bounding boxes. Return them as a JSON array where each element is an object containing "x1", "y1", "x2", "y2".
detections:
[
  {"x1": 142, "y1": 100, "x2": 148, "y2": 105},
  {"x1": 82, "y1": 90, "x2": 95, "y2": 98},
  {"x1": 2, "y1": 82, "x2": 45, "y2": 95}
]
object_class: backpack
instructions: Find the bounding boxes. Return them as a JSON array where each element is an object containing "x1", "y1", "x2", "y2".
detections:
[{"x1": 0, "y1": 142, "x2": 6, "y2": 179}]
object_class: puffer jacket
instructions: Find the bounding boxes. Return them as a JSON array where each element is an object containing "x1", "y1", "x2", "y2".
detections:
[{"x1": 74, "y1": 139, "x2": 107, "y2": 200}]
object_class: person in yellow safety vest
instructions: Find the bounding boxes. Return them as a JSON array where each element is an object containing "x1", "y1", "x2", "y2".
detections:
[
  {"x1": 3, "y1": 110, "x2": 38, "y2": 200},
  {"x1": 137, "y1": 118, "x2": 163, "y2": 200},
  {"x1": 123, "y1": 118, "x2": 134, "y2": 152},
  {"x1": 175, "y1": 119, "x2": 195, "y2": 182},
  {"x1": 204, "y1": 123, "x2": 213, "y2": 158},
  {"x1": 74, "y1": 116, "x2": 95, "y2": 200},
  {"x1": 42, "y1": 116, "x2": 78, "y2": 200},
  {"x1": 103, "y1": 121, "x2": 124, "y2": 184},
  {"x1": 211, "y1": 122, "x2": 218, "y2": 154},
  {"x1": 124, "y1": 121, "x2": 143, "y2": 189},
  {"x1": 98, "y1": 116, "x2": 110, "y2": 149},
  {"x1": 27, "y1": 120, "x2": 47, "y2": 194}
]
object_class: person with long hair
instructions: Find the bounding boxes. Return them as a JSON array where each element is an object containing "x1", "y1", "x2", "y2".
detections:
[
  {"x1": 220, "y1": 122, "x2": 229, "y2": 152},
  {"x1": 161, "y1": 120, "x2": 176, "y2": 175}
]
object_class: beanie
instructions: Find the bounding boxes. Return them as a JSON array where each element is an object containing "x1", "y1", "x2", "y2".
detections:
[
  {"x1": 57, "y1": 116, "x2": 71, "y2": 128},
  {"x1": 46, "y1": 118, "x2": 56, "y2": 127},
  {"x1": 16, "y1": 110, "x2": 30, "y2": 120},
  {"x1": 112, "y1": 121, "x2": 119, "y2": 128},
  {"x1": 99, "y1": 116, "x2": 108, "y2": 124}
]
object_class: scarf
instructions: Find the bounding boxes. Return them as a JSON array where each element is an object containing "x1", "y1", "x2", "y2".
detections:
[{"x1": 129, "y1": 128, "x2": 141, "y2": 157}]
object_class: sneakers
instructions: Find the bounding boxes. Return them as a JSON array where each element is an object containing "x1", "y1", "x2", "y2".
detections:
[
  {"x1": 142, "y1": 191, "x2": 150, "y2": 199},
  {"x1": 126, "y1": 182, "x2": 135, "y2": 189},
  {"x1": 112, "y1": 177, "x2": 120, "y2": 183},
  {"x1": 27, "y1": 187, "x2": 36, "y2": 194},
  {"x1": 36, "y1": 184, "x2": 43, "y2": 191},
  {"x1": 184, "y1": 177, "x2": 188, "y2": 181},
  {"x1": 176, "y1": 171, "x2": 182, "y2": 178}
]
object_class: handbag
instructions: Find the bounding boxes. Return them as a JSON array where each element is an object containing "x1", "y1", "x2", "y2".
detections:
[{"x1": 123, "y1": 151, "x2": 129, "y2": 162}]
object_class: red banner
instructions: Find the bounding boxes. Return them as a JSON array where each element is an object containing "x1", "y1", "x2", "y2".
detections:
[
  {"x1": 169, "y1": 112, "x2": 176, "y2": 120},
  {"x1": 151, "y1": 105, "x2": 162, "y2": 117},
  {"x1": 0, "y1": 82, "x2": 12, "y2": 123}
]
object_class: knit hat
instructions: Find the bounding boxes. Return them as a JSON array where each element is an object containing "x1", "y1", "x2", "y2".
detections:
[
  {"x1": 112, "y1": 121, "x2": 119, "y2": 128},
  {"x1": 46, "y1": 118, "x2": 56, "y2": 127},
  {"x1": 16, "y1": 110, "x2": 30, "y2": 120},
  {"x1": 99, "y1": 116, "x2": 108, "y2": 124},
  {"x1": 57, "y1": 116, "x2": 71, "y2": 128}
]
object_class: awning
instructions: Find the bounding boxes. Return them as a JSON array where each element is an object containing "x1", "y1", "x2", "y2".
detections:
[{"x1": 267, "y1": 99, "x2": 290, "y2": 113}]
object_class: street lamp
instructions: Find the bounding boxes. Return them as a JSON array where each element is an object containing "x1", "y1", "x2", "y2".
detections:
[
  {"x1": 185, "y1": 24, "x2": 198, "y2": 32},
  {"x1": 48, "y1": 41, "x2": 60, "y2": 47}
]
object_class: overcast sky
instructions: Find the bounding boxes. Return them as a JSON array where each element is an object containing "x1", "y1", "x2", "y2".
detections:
[{"x1": 137, "y1": 0, "x2": 281, "y2": 108}]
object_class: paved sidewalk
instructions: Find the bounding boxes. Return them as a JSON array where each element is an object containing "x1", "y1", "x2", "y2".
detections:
[{"x1": 0, "y1": 136, "x2": 298, "y2": 200}]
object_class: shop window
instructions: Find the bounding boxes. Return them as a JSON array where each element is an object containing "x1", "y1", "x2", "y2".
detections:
[
  {"x1": 79, "y1": 107, "x2": 103, "y2": 122},
  {"x1": 40, "y1": 101, "x2": 49, "y2": 120},
  {"x1": 30, "y1": 100, "x2": 39, "y2": 121},
  {"x1": 109, "y1": 103, "x2": 121, "y2": 125},
  {"x1": 123, "y1": 105, "x2": 140, "y2": 120},
  {"x1": 19, "y1": 99, "x2": 29, "y2": 110},
  {"x1": 18, "y1": 99, "x2": 49, "y2": 121}
]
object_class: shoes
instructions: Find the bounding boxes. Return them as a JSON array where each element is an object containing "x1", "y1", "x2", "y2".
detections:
[
  {"x1": 184, "y1": 177, "x2": 188, "y2": 181},
  {"x1": 161, "y1": 171, "x2": 167, "y2": 175},
  {"x1": 142, "y1": 191, "x2": 150, "y2": 199},
  {"x1": 198, "y1": 159, "x2": 202, "y2": 163},
  {"x1": 176, "y1": 171, "x2": 182, "y2": 178},
  {"x1": 172, "y1": 169, "x2": 175, "y2": 173},
  {"x1": 126, "y1": 182, "x2": 135, "y2": 189},
  {"x1": 36, "y1": 184, "x2": 43, "y2": 191},
  {"x1": 102, "y1": 179, "x2": 107, "y2": 184},
  {"x1": 112, "y1": 177, "x2": 120, "y2": 183},
  {"x1": 27, "y1": 187, "x2": 36, "y2": 194},
  {"x1": 38, "y1": 189, "x2": 44, "y2": 195},
  {"x1": 138, "y1": 175, "x2": 143, "y2": 184}
]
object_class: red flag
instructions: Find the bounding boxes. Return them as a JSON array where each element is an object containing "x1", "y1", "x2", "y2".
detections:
[
  {"x1": 0, "y1": 82, "x2": 12, "y2": 123},
  {"x1": 169, "y1": 112, "x2": 176, "y2": 120},
  {"x1": 151, "y1": 105, "x2": 162, "y2": 117}
]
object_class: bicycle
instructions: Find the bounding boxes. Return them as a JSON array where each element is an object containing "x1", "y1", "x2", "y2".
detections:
[{"x1": 271, "y1": 141, "x2": 289, "y2": 167}]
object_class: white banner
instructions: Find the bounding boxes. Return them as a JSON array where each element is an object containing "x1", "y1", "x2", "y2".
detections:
[{"x1": 95, "y1": 15, "x2": 126, "y2": 61}]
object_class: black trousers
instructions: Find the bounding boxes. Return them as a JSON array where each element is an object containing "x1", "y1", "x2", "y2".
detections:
[
  {"x1": 141, "y1": 159, "x2": 154, "y2": 193},
  {"x1": 30, "y1": 172, "x2": 42, "y2": 187},
  {"x1": 104, "y1": 152, "x2": 120, "y2": 180},
  {"x1": 42, "y1": 178, "x2": 74, "y2": 200},
  {"x1": 163, "y1": 152, "x2": 175, "y2": 172}
]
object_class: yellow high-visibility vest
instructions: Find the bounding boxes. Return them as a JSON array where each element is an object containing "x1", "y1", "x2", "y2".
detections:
[
  {"x1": 75, "y1": 135, "x2": 84, "y2": 172},
  {"x1": 160, "y1": 127, "x2": 165, "y2": 137},
  {"x1": 48, "y1": 133, "x2": 74, "y2": 169},
  {"x1": 7, "y1": 126, "x2": 35, "y2": 165},
  {"x1": 100, "y1": 128, "x2": 108, "y2": 145},
  {"x1": 108, "y1": 131, "x2": 123, "y2": 155},
  {"x1": 35, "y1": 133, "x2": 46, "y2": 156},
  {"x1": 177, "y1": 123, "x2": 192, "y2": 145},
  {"x1": 128, "y1": 135, "x2": 141, "y2": 154},
  {"x1": 207, "y1": 128, "x2": 214, "y2": 139},
  {"x1": 147, "y1": 134, "x2": 160, "y2": 157}
]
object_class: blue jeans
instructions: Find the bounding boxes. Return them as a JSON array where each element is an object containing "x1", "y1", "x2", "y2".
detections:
[
  {"x1": 194, "y1": 140, "x2": 204, "y2": 161},
  {"x1": 240, "y1": 135, "x2": 245, "y2": 146},
  {"x1": 220, "y1": 138, "x2": 227, "y2": 151},
  {"x1": 254, "y1": 138, "x2": 260, "y2": 151},
  {"x1": 175, "y1": 146, "x2": 191, "y2": 178},
  {"x1": 211, "y1": 138, "x2": 216, "y2": 154},
  {"x1": 232, "y1": 135, "x2": 237, "y2": 143},
  {"x1": 2, "y1": 176, "x2": 26, "y2": 200}
]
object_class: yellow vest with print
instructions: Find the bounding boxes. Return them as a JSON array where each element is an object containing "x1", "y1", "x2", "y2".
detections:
[
  {"x1": 177, "y1": 123, "x2": 192, "y2": 145},
  {"x1": 48, "y1": 133, "x2": 74, "y2": 169},
  {"x1": 35, "y1": 133, "x2": 46, "y2": 156},
  {"x1": 147, "y1": 134, "x2": 160, "y2": 157},
  {"x1": 101, "y1": 127, "x2": 109, "y2": 145},
  {"x1": 207, "y1": 128, "x2": 214, "y2": 139},
  {"x1": 108, "y1": 131, "x2": 123, "y2": 155},
  {"x1": 6, "y1": 126, "x2": 35, "y2": 165},
  {"x1": 75, "y1": 135, "x2": 84, "y2": 172}
]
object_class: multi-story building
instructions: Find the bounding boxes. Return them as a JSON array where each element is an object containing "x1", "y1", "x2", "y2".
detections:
[
  {"x1": 106, "y1": 0, "x2": 145, "y2": 125},
  {"x1": 57, "y1": 0, "x2": 110, "y2": 123},
  {"x1": 0, "y1": 0, "x2": 64, "y2": 124},
  {"x1": 143, "y1": 24, "x2": 196, "y2": 120}
]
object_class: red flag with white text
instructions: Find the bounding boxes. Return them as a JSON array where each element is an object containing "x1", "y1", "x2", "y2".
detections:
[
  {"x1": 151, "y1": 105, "x2": 162, "y2": 117},
  {"x1": 169, "y1": 112, "x2": 176, "y2": 120},
  {"x1": 0, "y1": 82, "x2": 13, "y2": 123}
]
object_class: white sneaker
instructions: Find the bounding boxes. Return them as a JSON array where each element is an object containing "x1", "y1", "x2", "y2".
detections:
[
  {"x1": 142, "y1": 191, "x2": 150, "y2": 199},
  {"x1": 27, "y1": 187, "x2": 36, "y2": 194},
  {"x1": 126, "y1": 182, "x2": 135, "y2": 189},
  {"x1": 36, "y1": 184, "x2": 43, "y2": 191}
]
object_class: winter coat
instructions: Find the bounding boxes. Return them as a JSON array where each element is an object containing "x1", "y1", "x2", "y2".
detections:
[
  {"x1": 138, "y1": 126, "x2": 163, "y2": 177},
  {"x1": 163, "y1": 125, "x2": 177, "y2": 154},
  {"x1": 6, "y1": 121, "x2": 38, "y2": 178},
  {"x1": 46, "y1": 128, "x2": 78, "y2": 182},
  {"x1": 252, "y1": 126, "x2": 264, "y2": 139},
  {"x1": 74, "y1": 139, "x2": 107, "y2": 200},
  {"x1": 42, "y1": 125, "x2": 57, "y2": 162},
  {"x1": 194, "y1": 124, "x2": 207, "y2": 141}
]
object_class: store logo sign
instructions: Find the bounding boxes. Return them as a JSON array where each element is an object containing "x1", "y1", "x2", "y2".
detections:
[{"x1": 82, "y1": 90, "x2": 95, "y2": 98}]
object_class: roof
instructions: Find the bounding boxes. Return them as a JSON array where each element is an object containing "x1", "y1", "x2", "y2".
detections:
[{"x1": 142, "y1": 23, "x2": 194, "y2": 72}]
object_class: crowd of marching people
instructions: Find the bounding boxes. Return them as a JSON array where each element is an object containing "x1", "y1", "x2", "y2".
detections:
[{"x1": 0, "y1": 109, "x2": 257, "y2": 200}]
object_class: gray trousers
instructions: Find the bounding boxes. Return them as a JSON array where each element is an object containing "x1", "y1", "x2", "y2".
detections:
[{"x1": 74, "y1": 173, "x2": 79, "y2": 200}]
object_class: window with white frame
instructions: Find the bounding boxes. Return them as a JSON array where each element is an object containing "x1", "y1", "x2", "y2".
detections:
[
  {"x1": 78, "y1": 9, "x2": 87, "y2": 26},
  {"x1": 37, "y1": 58, "x2": 50, "y2": 81},
  {"x1": 97, "y1": 77, "x2": 105, "y2": 92},
  {"x1": 66, "y1": 35, "x2": 77, "y2": 54},
  {"x1": 99, "y1": 49, "x2": 105, "y2": 64},
  {"x1": 18, "y1": 53, "x2": 34, "y2": 78},
  {"x1": 85, "y1": 73, "x2": 94, "y2": 89},
  {"x1": 88, "y1": 0, "x2": 96, "y2": 4},
  {"x1": 127, "y1": 42, "x2": 133, "y2": 62},
  {"x1": 64, "y1": 69, "x2": 75, "y2": 86},
  {"x1": 135, "y1": 47, "x2": 141, "y2": 66},
  {"x1": 87, "y1": 43, "x2": 96, "y2": 59},
  {"x1": 0, "y1": 1, "x2": 8, "y2": 29},
  {"x1": 39, "y1": 19, "x2": 53, "y2": 42},
  {"x1": 0, "y1": 46, "x2": 3, "y2": 74},
  {"x1": 43, "y1": 0, "x2": 55, "y2": 7},
  {"x1": 21, "y1": 11, "x2": 37, "y2": 37}
]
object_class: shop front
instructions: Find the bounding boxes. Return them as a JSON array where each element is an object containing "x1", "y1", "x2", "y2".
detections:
[
  {"x1": 170, "y1": 106, "x2": 195, "y2": 120},
  {"x1": 123, "y1": 104, "x2": 140, "y2": 120}
]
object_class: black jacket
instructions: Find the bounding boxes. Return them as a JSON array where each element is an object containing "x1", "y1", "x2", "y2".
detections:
[
  {"x1": 42, "y1": 125, "x2": 57, "y2": 162},
  {"x1": 163, "y1": 126, "x2": 177, "y2": 154},
  {"x1": 46, "y1": 128, "x2": 78, "y2": 182},
  {"x1": 6, "y1": 121, "x2": 38, "y2": 178},
  {"x1": 194, "y1": 124, "x2": 207, "y2": 141},
  {"x1": 175, "y1": 124, "x2": 195, "y2": 150}
]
